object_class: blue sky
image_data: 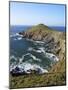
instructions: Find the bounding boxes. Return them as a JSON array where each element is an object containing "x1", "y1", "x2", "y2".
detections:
[{"x1": 10, "y1": 2, "x2": 65, "y2": 26}]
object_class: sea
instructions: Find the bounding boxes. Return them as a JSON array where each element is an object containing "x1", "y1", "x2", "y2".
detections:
[{"x1": 10, "y1": 25, "x2": 65, "y2": 74}]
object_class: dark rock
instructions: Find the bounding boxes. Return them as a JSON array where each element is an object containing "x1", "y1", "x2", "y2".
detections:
[
  {"x1": 19, "y1": 31, "x2": 25, "y2": 35},
  {"x1": 10, "y1": 67, "x2": 27, "y2": 76}
]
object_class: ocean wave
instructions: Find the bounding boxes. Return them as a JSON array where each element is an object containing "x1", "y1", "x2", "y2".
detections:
[
  {"x1": 30, "y1": 54, "x2": 41, "y2": 62},
  {"x1": 10, "y1": 50, "x2": 59, "y2": 75},
  {"x1": 10, "y1": 55, "x2": 17, "y2": 61},
  {"x1": 38, "y1": 47, "x2": 45, "y2": 53},
  {"x1": 28, "y1": 47, "x2": 33, "y2": 51},
  {"x1": 19, "y1": 53, "x2": 41, "y2": 62},
  {"x1": 34, "y1": 41, "x2": 45, "y2": 44},
  {"x1": 28, "y1": 47, "x2": 59, "y2": 62},
  {"x1": 10, "y1": 53, "x2": 47, "y2": 74},
  {"x1": 10, "y1": 33, "x2": 23, "y2": 38},
  {"x1": 45, "y1": 52, "x2": 59, "y2": 62},
  {"x1": 14, "y1": 37, "x2": 22, "y2": 41},
  {"x1": 28, "y1": 47, "x2": 41, "y2": 53},
  {"x1": 10, "y1": 62, "x2": 48, "y2": 74},
  {"x1": 17, "y1": 37, "x2": 22, "y2": 40},
  {"x1": 10, "y1": 53, "x2": 41, "y2": 65},
  {"x1": 10, "y1": 33, "x2": 23, "y2": 41},
  {"x1": 28, "y1": 47, "x2": 45, "y2": 53},
  {"x1": 10, "y1": 33, "x2": 19, "y2": 37},
  {"x1": 26, "y1": 39, "x2": 45, "y2": 44}
]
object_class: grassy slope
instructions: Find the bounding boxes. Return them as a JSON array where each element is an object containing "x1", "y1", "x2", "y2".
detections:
[
  {"x1": 28, "y1": 24, "x2": 57, "y2": 32},
  {"x1": 10, "y1": 24, "x2": 66, "y2": 88}
]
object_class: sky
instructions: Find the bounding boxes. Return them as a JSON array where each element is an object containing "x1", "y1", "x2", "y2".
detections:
[{"x1": 10, "y1": 2, "x2": 65, "y2": 26}]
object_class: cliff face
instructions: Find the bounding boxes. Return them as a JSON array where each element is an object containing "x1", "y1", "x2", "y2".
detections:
[{"x1": 19, "y1": 24, "x2": 65, "y2": 61}]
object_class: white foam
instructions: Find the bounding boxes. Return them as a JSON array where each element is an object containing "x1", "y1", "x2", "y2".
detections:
[
  {"x1": 45, "y1": 52, "x2": 59, "y2": 62},
  {"x1": 10, "y1": 33, "x2": 23, "y2": 38},
  {"x1": 26, "y1": 39, "x2": 45, "y2": 44},
  {"x1": 38, "y1": 47, "x2": 45, "y2": 53},
  {"x1": 26, "y1": 38, "x2": 33, "y2": 42},
  {"x1": 10, "y1": 54, "x2": 48, "y2": 74},
  {"x1": 20, "y1": 53, "x2": 41, "y2": 62},
  {"x1": 28, "y1": 47, "x2": 59, "y2": 62},
  {"x1": 16, "y1": 33, "x2": 19, "y2": 36},
  {"x1": 30, "y1": 54, "x2": 41, "y2": 62},
  {"x1": 34, "y1": 41, "x2": 45, "y2": 44},
  {"x1": 11, "y1": 62, "x2": 48, "y2": 74},
  {"x1": 35, "y1": 50, "x2": 42, "y2": 53},
  {"x1": 32, "y1": 64, "x2": 48, "y2": 73},
  {"x1": 13, "y1": 53, "x2": 41, "y2": 65},
  {"x1": 10, "y1": 64, "x2": 18, "y2": 72},
  {"x1": 28, "y1": 47, "x2": 33, "y2": 51},
  {"x1": 14, "y1": 37, "x2": 22, "y2": 41},
  {"x1": 17, "y1": 37, "x2": 22, "y2": 40},
  {"x1": 10, "y1": 33, "x2": 18, "y2": 37},
  {"x1": 38, "y1": 47, "x2": 59, "y2": 62},
  {"x1": 10, "y1": 55, "x2": 17, "y2": 61},
  {"x1": 28, "y1": 47, "x2": 45, "y2": 53}
]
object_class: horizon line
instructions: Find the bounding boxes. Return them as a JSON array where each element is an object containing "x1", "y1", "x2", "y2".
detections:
[{"x1": 10, "y1": 24, "x2": 65, "y2": 27}]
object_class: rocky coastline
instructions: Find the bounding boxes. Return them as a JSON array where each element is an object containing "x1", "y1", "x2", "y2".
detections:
[
  {"x1": 10, "y1": 24, "x2": 65, "y2": 76},
  {"x1": 19, "y1": 24, "x2": 65, "y2": 60}
]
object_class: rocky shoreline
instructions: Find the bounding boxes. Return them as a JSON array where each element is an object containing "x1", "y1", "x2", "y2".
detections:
[{"x1": 10, "y1": 24, "x2": 65, "y2": 76}]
